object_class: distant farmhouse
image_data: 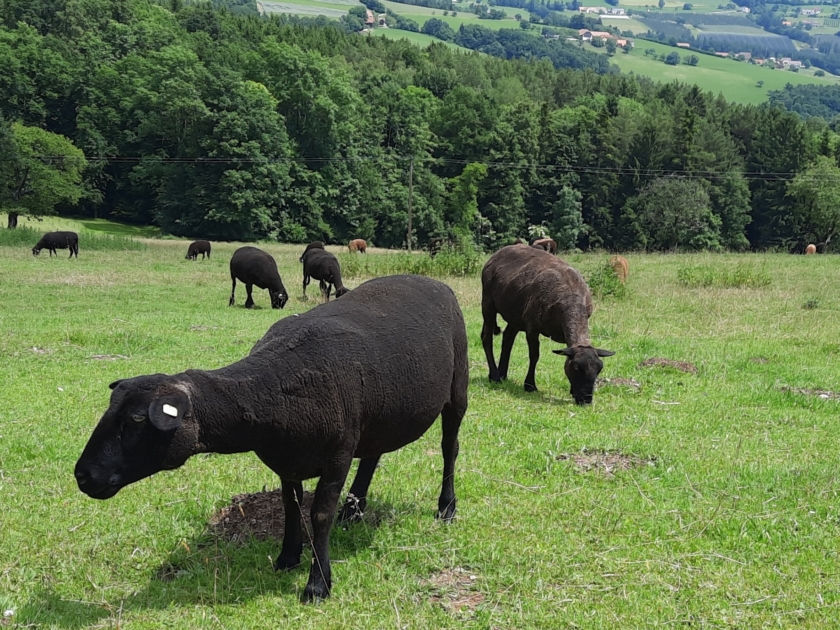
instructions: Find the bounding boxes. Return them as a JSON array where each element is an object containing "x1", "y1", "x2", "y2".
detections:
[
  {"x1": 579, "y1": 6, "x2": 626, "y2": 15},
  {"x1": 578, "y1": 29, "x2": 634, "y2": 47}
]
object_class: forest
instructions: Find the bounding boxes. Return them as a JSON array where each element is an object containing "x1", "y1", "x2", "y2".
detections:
[{"x1": 0, "y1": 0, "x2": 839, "y2": 251}]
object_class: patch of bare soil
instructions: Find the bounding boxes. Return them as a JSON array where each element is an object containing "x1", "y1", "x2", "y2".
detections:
[
  {"x1": 750, "y1": 357, "x2": 769, "y2": 364},
  {"x1": 596, "y1": 377, "x2": 641, "y2": 391},
  {"x1": 557, "y1": 449, "x2": 655, "y2": 476},
  {"x1": 780, "y1": 386, "x2": 840, "y2": 401},
  {"x1": 639, "y1": 357, "x2": 697, "y2": 374},
  {"x1": 30, "y1": 346, "x2": 50, "y2": 354},
  {"x1": 208, "y1": 488, "x2": 315, "y2": 543},
  {"x1": 424, "y1": 568, "x2": 484, "y2": 613}
]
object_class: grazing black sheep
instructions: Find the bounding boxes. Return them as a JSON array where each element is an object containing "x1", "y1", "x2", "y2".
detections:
[
  {"x1": 75, "y1": 275, "x2": 468, "y2": 602},
  {"x1": 298, "y1": 240, "x2": 325, "y2": 263},
  {"x1": 229, "y1": 246, "x2": 288, "y2": 309},
  {"x1": 480, "y1": 244, "x2": 614, "y2": 404},
  {"x1": 32, "y1": 231, "x2": 79, "y2": 258},
  {"x1": 185, "y1": 240, "x2": 211, "y2": 260},
  {"x1": 301, "y1": 248, "x2": 349, "y2": 301}
]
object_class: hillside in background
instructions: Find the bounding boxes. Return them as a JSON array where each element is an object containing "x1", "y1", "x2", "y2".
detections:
[{"x1": 1, "y1": 0, "x2": 839, "y2": 254}]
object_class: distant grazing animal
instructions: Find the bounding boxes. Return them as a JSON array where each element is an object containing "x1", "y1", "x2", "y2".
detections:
[
  {"x1": 530, "y1": 238, "x2": 557, "y2": 255},
  {"x1": 806, "y1": 244, "x2": 817, "y2": 255},
  {"x1": 609, "y1": 255, "x2": 628, "y2": 283},
  {"x1": 302, "y1": 248, "x2": 349, "y2": 301},
  {"x1": 75, "y1": 275, "x2": 468, "y2": 602},
  {"x1": 32, "y1": 231, "x2": 79, "y2": 258},
  {"x1": 480, "y1": 244, "x2": 614, "y2": 404},
  {"x1": 229, "y1": 246, "x2": 288, "y2": 309},
  {"x1": 299, "y1": 241, "x2": 325, "y2": 263},
  {"x1": 185, "y1": 240, "x2": 211, "y2": 261},
  {"x1": 348, "y1": 239, "x2": 367, "y2": 254},
  {"x1": 816, "y1": 242, "x2": 827, "y2": 254}
]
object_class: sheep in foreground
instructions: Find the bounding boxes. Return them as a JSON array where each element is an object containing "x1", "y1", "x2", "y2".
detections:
[
  {"x1": 302, "y1": 248, "x2": 349, "y2": 301},
  {"x1": 32, "y1": 231, "x2": 79, "y2": 258},
  {"x1": 299, "y1": 241, "x2": 325, "y2": 263},
  {"x1": 348, "y1": 238, "x2": 367, "y2": 254},
  {"x1": 610, "y1": 255, "x2": 628, "y2": 283},
  {"x1": 185, "y1": 240, "x2": 211, "y2": 261},
  {"x1": 806, "y1": 244, "x2": 817, "y2": 255},
  {"x1": 530, "y1": 238, "x2": 557, "y2": 255},
  {"x1": 229, "y1": 246, "x2": 288, "y2": 309},
  {"x1": 480, "y1": 244, "x2": 614, "y2": 404},
  {"x1": 75, "y1": 274, "x2": 469, "y2": 602}
]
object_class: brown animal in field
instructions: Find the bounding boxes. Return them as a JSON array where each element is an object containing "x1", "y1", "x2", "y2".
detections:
[
  {"x1": 609, "y1": 255, "x2": 628, "y2": 283},
  {"x1": 348, "y1": 239, "x2": 367, "y2": 254},
  {"x1": 805, "y1": 244, "x2": 817, "y2": 255},
  {"x1": 480, "y1": 245, "x2": 614, "y2": 404},
  {"x1": 530, "y1": 238, "x2": 557, "y2": 254}
]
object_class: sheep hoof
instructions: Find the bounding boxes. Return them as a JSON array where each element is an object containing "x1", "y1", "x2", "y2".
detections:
[
  {"x1": 436, "y1": 501, "x2": 456, "y2": 523},
  {"x1": 337, "y1": 497, "x2": 366, "y2": 524},
  {"x1": 274, "y1": 554, "x2": 302, "y2": 571},
  {"x1": 524, "y1": 382, "x2": 538, "y2": 393},
  {"x1": 488, "y1": 372, "x2": 502, "y2": 383},
  {"x1": 303, "y1": 580, "x2": 331, "y2": 602}
]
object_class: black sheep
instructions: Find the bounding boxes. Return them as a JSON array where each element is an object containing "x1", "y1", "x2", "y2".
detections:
[
  {"x1": 481, "y1": 244, "x2": 614, "y2": 404},
  {"x1": 32, "y1": 231, "x2": 79, "y2": 258},
  {"x1": 229, "y1": 246, "x2": 288, "y2": 309},
  {"x1": 75, "y1": 275, "x2": 469, "y2": 602},
  {"x1": 185, "y1": 240, "x2": 211, "y2": 260},
  {"x1": 298, "y1": 240, "x2": 325, "y2": 263},
  {"x1": 302, "y1": 248, "x2": 349, "y2": 301}
]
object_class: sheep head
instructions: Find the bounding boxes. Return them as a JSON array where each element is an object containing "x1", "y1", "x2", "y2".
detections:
[
  {"x1": 75, "y1": 375, "x2": 198, "y2": 499},
  {"x1": 270, "y1": 290, "x2": 288, "y2": 309},
  {"x1": 553, "y1": 345, "x2": 615, "y2": 405}
]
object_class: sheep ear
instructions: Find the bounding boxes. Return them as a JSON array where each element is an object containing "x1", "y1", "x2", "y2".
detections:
[
  {"x1": 595, "y1": 348, "x2": 615, "y2": 357},
  {"x1": 148, "y1": 388, "x2": 191, "y2": 431},
  {"x1": 108, "y1": 379, "x2": 124, "y2": 390},
  {"x1": 553, "y1": 347, "x2": 575, "y2": 357}
]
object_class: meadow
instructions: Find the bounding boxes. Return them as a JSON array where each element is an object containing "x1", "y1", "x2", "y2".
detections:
[
  {"x1": 594, "y1": 39, "x2": 840, "y2": 103},
  {"x1": 3, "y1": 228, "x2": 840, "y2": 628}
]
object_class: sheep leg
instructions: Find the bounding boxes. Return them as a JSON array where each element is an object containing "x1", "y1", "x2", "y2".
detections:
[
  {"x1": 245, "y1": 284, "x2": 255, "y2": 309},
  {"x1": 319, "y1": 279, "x2": 328, "y2": 302},
  {"x1": 497, "y1": 325, "x2": 519, "y2": 381},
  {"x1": 302, "y1": 274, "x2": 309, "y2": 298},
  {"x1": 336, "y1": 456, "x2": 381, "y2": 523},
  {"x1": 229, "y1": 278, "x2": 237, "y2": 306},
  {"x1": 523, "y1": 331, "x2": 541, "y2": 392},
  {"x1": 275, "y1": 479, "x2": 305, "y2": 571},
  {"x1": 481, "y1": 302, "x2": 502, "y2": 383},
  {"x1": 303, "y1": 455, "x2": 354, "y2": 602},
  {"x1": 437, "y1": 403, "x2": 464, "y2": 522}
]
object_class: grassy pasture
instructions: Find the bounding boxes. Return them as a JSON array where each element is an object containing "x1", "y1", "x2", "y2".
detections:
[
  {"x1": 3, "y1": 235, "x2": 840, "y2": 628},
  {"x1": 594, "y1": 39, "x2": 840, "y2": 103}
]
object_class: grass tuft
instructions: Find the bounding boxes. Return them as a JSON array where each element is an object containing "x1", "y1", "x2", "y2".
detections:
[
  {"x1": 340, "y1": 242, "x2": 483, "y2": 279},
  {"x1": 585, "y1": 259, "x2": 628, "y2": 299},
  {"x1": 676, "y1": 262, "x2": 771, "y2": 288}
]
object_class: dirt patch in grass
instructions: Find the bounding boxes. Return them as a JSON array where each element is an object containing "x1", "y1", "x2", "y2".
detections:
[
  {"x1": 557, "y1": 449, "x2": 656, "y2": 476},
  {"x1": 780, "y1": 386, "x2": 840, "y2": 401},
  {"x1": 750, "y1": 357, "x2": 769, "y2": 364},
  {"x1": 208, "y1": 488, "x2": 315, "y2": 543},
  {"x1": 596, "y1": 377, "x2": 641, "y2": 391},
  {"x1": 87, "y1": 354, "x2": 128, "y2": 360},
  {"x1": 423, "y1": 567, "x2": 484, "y2": 613},
  {"x1": 639, "y1": 357, "x2": 698, "y2": 374}
]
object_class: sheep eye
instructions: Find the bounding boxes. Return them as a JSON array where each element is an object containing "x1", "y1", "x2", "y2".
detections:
[
  {"x1": 131, "y1": 414, "x2": 145, "y2": 423},
  {"x1": 573, "y1": 364, "x2": 579, "y2": 371}
]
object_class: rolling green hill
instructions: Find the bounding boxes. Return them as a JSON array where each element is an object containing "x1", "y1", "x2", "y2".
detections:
[{"x1": 595, "y1": 40, "x2": 840, "y2": 104}]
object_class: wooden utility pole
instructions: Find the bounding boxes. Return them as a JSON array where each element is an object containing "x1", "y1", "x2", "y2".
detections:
[{"x1": 407, "y1": 157, "x2": 414, "y2": 252}]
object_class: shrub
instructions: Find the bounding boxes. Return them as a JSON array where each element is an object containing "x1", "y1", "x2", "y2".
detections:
[
  {"x1": 586, "y1": 259, "x2": 628, "y2": 299},
  {"x1": 676, "y1": 263, "x2": 771, "y2": 288}
]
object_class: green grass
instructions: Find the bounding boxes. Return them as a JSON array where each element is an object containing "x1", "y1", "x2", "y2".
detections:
[
  {"x1": 4, "y1": 242, "x2": 840, "y2": 627},
  {"x1": 371, "y1": 28, "x2": 472, "y2": 50},
  {"x1": 0, "y1": 213, "x2": 161, "y2": 238},
  {"x1": 595, "y1": 39, "x2": 840, "y2": 104}
]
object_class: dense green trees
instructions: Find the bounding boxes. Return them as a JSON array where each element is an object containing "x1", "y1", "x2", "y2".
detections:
[{"x1": 0, "y1": 0, "x2": 832, "y2": 251}]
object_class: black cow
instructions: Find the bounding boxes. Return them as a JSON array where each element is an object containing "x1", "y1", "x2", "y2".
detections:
[{"x1": 32, "y1": 231, "x2": 79, "y2": 258}]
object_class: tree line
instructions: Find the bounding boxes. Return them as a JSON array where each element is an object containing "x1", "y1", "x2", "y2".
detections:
[{"x1": 0, "y1": 0, "x2": 838, "y2": 251}]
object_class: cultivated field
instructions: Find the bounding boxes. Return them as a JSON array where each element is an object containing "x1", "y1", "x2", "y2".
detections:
[{"x1": 3, "y1": 230, "x2": 840, "y2": 627}]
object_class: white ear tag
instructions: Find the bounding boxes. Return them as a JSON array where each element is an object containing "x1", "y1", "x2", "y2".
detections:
[{"x1": 163, "y1": 404, "x2": 178, "y2": 417}]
